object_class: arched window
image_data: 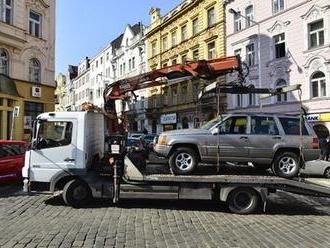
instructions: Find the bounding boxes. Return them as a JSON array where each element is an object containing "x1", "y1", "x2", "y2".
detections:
[
  {"x1": 275, "y1": 79, "x2": 287, "y2": 102},
  {"x1": 311, "y1": 71, "x2": 326, "y2": 98},
  {"x1": 29, "y1": 58, "x2": 41, "y2": 83},
  {"x1": 0, "y1": 48, "x2": 9, "y2": 75}
]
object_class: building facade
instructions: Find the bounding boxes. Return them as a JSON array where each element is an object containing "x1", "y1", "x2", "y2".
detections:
[
  {"x1": 55, "y1": 73, "x2": 66, "y2": 111},
  {"x1": 72, "y1": 57, "x2": 91, "y2": 109},
  {"x1": 145, "y1": 0, "x2": 226, "y2": 133},
  {"x1": 225, "y1": 0, "x2": 330, "y2": 137},
  {"x1": 0, "y1": 0, "x2": 56, "y2": 140}
]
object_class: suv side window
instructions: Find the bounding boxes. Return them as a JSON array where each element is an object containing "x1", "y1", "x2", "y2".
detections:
[
  {"x1": 219, "y1": 116, "x2": 247, "y2": 134},
  {"x1": 251, "y1": 116, "x2": 279, "y2": 135},
  {"x1": 279, "y1": 117, "x2": 308, "y2": 135}
]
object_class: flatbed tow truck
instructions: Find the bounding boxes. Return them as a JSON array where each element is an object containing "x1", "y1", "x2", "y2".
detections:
[{"x1": 22, "y1": 56, "x2": 330, "y2": 214}]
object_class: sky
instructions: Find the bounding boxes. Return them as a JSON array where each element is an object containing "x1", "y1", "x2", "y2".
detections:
[{"x1": 56, "y1": 0, "x2": 181, "y2": 75}]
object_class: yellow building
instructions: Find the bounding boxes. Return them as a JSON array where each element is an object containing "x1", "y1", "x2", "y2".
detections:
[
  {"x1": 145, "y1": 0, "x2": 226, "y2": 133},
  {"x1": 0, "y1": 0, "x2": 56, "y2": 141}
]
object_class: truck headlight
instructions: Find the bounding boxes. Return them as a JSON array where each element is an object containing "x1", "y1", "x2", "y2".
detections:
[{"x1": 158, "y1": 135, "x2": 167, "y2": 145}]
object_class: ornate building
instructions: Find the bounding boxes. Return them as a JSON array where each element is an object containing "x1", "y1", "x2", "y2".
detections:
[
  {"x1": 225, "y1": 0, "x2": 330, "y2": 137},
  {"x1": 145, "y1": 0, "x2": 226, "y2": 133},
  {"x1": 0, "y1": 0, "x2": 56, "y2": 140}
]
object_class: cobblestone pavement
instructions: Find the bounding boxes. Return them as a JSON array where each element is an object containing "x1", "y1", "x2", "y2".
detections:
[{"x1": 0, "y1": 185, "x2": 329, "y2": 248}]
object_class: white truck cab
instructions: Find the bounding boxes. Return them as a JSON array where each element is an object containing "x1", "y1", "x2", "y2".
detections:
[{"x1": 23, "y1": 111, "x2": 105, "y2": 188}]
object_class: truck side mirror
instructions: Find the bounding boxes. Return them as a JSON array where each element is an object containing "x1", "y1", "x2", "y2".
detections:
[{"x1": 211, "y1": 128, "x2": 220, "y2": 135}]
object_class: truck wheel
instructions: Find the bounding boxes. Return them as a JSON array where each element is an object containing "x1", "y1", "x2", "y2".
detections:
[
  {"x1": 324, "y1": 168, "x2": 330, "y2": 178},
  {"x1": 227, "y1": 188, "x2": 260, "y2": 214},
  {"x1": 169, "y1": 147, "x2": 198, "y2": 175},
  {"x1": 62, "y1": 179, "x2": 92, "y2": 208},
  {"x1": 273, "y1": 152, "x2": 300, "y2": 179}
]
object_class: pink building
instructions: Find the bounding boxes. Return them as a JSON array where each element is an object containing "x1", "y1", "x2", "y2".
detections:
[{"x1": 225, "y1": 0, "x2": 330, "y2": 137}]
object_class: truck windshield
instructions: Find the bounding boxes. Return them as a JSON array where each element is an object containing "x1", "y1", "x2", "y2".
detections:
[
  {"x1": 37, "y1": 121, "x2": 73, "y2": 149},
  {"x1": 200, "y1": 115, "x2": 226, "y2": 130}
]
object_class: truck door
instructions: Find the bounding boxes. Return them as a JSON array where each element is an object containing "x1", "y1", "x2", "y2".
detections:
[
  {"x1": 208, "y1": 116, "x2": 249, "y2": 163},
  {"x1": 29, "y1": 119, "x2": 78, "y2": 182}
]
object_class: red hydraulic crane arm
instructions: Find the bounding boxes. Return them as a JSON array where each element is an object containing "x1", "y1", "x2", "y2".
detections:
[{"x1": 103, "y1": 56, "x2": 242, "y2": 133}]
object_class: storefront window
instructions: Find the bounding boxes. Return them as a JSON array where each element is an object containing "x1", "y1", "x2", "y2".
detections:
[{"x1": 24, "y1": 101, "x2": 43, "y2": 134}]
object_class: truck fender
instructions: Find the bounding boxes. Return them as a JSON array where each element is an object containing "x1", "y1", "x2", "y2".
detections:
[
  {"x1": 49, "y1": 170, "x2": 75, "y2": 192},
  {"x1": 219, "y1": 186, "x2": 268, "y2": 212}
]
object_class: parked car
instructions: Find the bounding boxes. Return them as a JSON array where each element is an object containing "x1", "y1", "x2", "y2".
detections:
[
  {"x1": 0, "y1": 140, "x2": 26, "y2": 183},
  {"x1": 142, "y1": 134, "x2": 158, "y2": 151},
  {"x1": 155, "y1": 113, "x2": 320, "y2": 178},
  {"x1": 301, "y1": 160, "x2": 330, "y2": 178},
  {"x1": 128, "y1": 133, "x2": 145, "y2": 139}
]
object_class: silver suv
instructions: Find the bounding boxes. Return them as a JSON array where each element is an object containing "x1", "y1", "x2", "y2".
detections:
[{"x1": 155, "y1": 113, "x2": 320, "y2": 178}]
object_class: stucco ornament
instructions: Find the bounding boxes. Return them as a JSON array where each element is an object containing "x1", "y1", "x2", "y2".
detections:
[{"x1": 301, "y1": 4, "x2": 330, "y2": 22}]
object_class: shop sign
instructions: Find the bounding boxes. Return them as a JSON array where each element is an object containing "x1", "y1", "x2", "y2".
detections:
[
  {"x1": 161, "y1": 113, "x2": 177, "y2": 124},
  {"x1": 305, "y1": 114, "x2": 320, "y2": 122},
  {"x1": 320, "y1": 113, "x2": 330, "y2": 122}
]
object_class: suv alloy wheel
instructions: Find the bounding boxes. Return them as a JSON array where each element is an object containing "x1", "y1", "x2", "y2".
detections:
[{"x1": 169, "y1": 147, "x2": 198, "y2": 175}]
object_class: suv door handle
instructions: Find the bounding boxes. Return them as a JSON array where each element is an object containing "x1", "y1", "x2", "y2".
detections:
[
  {"x1": 64, "y1": 158, "x2": 75, "y2": 162},
  {"x1": 240, "y1": 136, "x2": 248, "y2": 140},
  {"x1": 272, "y1": 137, "x2": 282, "y2": 140}
]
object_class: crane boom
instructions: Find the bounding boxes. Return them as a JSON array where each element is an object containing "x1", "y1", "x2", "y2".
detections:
[{"x1": 102, "y1": 56, "x2": 243, "y2": 133}]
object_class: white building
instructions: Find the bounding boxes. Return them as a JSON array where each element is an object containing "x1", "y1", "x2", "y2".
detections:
[
  {"x1": 225, "y1": 0, "x2": 330, "y2": 137},
  {"x1": 64, "y1": 65, "x2": 77, "y2": 111},
  {"x1": 72, "y1": 57, "x2": 91, "y2": 109}
]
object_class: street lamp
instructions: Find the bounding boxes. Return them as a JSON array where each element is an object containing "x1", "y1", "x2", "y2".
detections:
[{"x1": 228, "y1": 8, "x2": 262, "y2": 103}]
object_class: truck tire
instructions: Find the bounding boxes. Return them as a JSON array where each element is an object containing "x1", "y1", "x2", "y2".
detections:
[
  {"x1": 169, "y1": 147, "x2": 198, "y2": 175},
  {"x1": 324, "y1": 168, "x2": 330, "y2": 179},
  {"x1": 62, "y1": 179, "x2": 92, "y2": 208},
  {"x1": 227, "y1": 188, "x2": 260, "y2": 214},
  {"x1": 273, "y1": 152, "x2": 300, "y2": 179}
]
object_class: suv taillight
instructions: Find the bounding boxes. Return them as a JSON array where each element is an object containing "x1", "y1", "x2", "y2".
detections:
[{"x1": 312, "y1": 137, "x2": 319, "y2": 149}]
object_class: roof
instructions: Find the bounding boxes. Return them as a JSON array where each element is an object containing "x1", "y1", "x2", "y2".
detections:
[
  {"x1": 111, "y1": 22, "x2": 143, "y2": 50},
  {"x1": 0, "y1": 74, "x2": 19, "y2": 97}
]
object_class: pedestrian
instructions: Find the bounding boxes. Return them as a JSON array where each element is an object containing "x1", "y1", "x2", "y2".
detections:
[
  {"x1": 325, "y1": 135, "x2": 330, "y2": 161},
  {"x1": 319, "y1": 136, "x2": 327, "y2": 160}
]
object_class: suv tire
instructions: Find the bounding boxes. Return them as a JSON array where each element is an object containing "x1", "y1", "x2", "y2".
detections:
[
  {"x1": 169, "y1": 147, "x2": 198, "y2": 175},
  {"x1": 324, "y1": 167, "x2": 330, "y2": 179},
  {"x1": 273, "y1": 152, "x2": 300, "y2": 179},
  {"x1": 63, "y1": 179, "x2": 92, "y2": 208}
]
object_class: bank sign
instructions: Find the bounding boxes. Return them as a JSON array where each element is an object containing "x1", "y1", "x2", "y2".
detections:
[
  {"x1": 160, "y1": 113, "x2": 177, "y2": 124},
  {"x1": 305, "y1": 113, "x2": 330, "y2": 122}
]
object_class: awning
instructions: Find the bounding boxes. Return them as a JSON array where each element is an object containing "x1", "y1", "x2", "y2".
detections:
[{"x1": 0, "y1": 74, "x2": 19, "y2": 97}]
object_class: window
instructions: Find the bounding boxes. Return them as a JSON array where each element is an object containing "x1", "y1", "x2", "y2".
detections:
[
  {"x1": 171, "y1": 30, "x2": 177, "y2": 47},
  {"x1": 162, "y1": 36, "x2": 168, "y2": 51},
  {"x1": 208, "y1": 41, "x2": 216, "y2": 59},
  {"x1": 246, "y1": 44, "x2": 255, "y2": 66},
  {"x1": 24, "y1": 101, "x2": 43, "y2": 133},
  {"x1": 275, "y1": 79, "x2": 287, "y2": 102},
  {"x1": 0, "y1": 144, "x2": 25, "y2": 158},
  {"x1": 106, "y1": 52, "x2": 109, "y2": 61},
  {"x1": 234, "y1": 11, "x2": 242, "y2": 32},
  {"x1": 0, "y1": 0, "x2": 12, "y2": 24},
  {"x1": 181, "y1": 54, "x2": 187, "y2": 64},
  {"x1": 193, "y1": 49, "x2": 199, "y2": 61},
  {"x1": 181, "y1": 84, "x2": 188, "y2": 103},
  {"x1": 152, "y1": 96, "x2": 157, "y2": 108},
  {"x1": 96, "y1": 60, "x2": 98, "y2": 68},
  {"x1": 234, "y1": 49, "x2": 241, "y2": 57},
  {"x1": 172, "y1": 87, "x2": 177, "y2": 105},
  {"x1": 218, "y1": 116, "x2": 247, "y2": 134},
  {"x1": 251, "y1": 116, "x2": 279, "y2": 135},
  {"x1": 162, "y1": 63, "x2": 167, "y2": 68},
  {"x1": 248, "y1": 93, "x2": 256, "y2": 106},
  {"x1": 193, "y1": 83, "x2": 199, "y2": 99},
  {"x1": 0, "y1": 48, "x2": 9, "y2": 75},
  {"x1": 132, "y1": 57, "x2": 135, "y2": 69},
  {"x1": 274, "y1": 33, "x2": 286, "y2": 58},
  {"x1": 279, "y1": 117, "x2": 308, "y2": 136},
  {"x1": 29, "y1": 11, "x2": 41, "y2": 38},
  {"x1": 29, "y1": 58, "x2": 41, "y2": 83},
  {"x1": 309, "y1": 20, "x2": 324, "y2": 49},
  {"x1": 151, "y1": 41, "x2": 157, "y2": 56},
  {"x1": 311, "y1": 71, "x2": 326, "y2": 98},
  {"x1": 100, "y1": 57, "x2": 103, "y2": 65},
  {"x1": 272, "y1": 0, "x2": 284, "y2": 14},
  {"x1": 181, "y1": 25, "x2": 187, "y2": 41},
  {"x1": 129, "y1": 59, "x2": 132, "y2": 71},
  {"x1": 245, "y1": 5, "x2": 254, "y2": 27},
  {"x1": 207, "y1": 7, "x2": 215, "y2": 27},
  {"x1": 37, "y1": 121, "x2": 73, "y2": 149},
  {"x1": 172, "y1": 59, "x2": 177, "y2": 65},
  {"x1": 123, "y1": 62, "x2": 126, "y2": 74},
  {"x1": 192, "y1": 18, "x2": 199, "y2": 36},
  {"x1": 236, "y1": 94, "x2": 243, "y2": 107},
  {"x1": 163, "y1": 89, "x2": 168, "y2": 105}
]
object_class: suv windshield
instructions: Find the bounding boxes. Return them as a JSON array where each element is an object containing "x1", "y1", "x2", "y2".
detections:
[{"x1": 201, "y1": 115, "x2": 226, "y2": 130}]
